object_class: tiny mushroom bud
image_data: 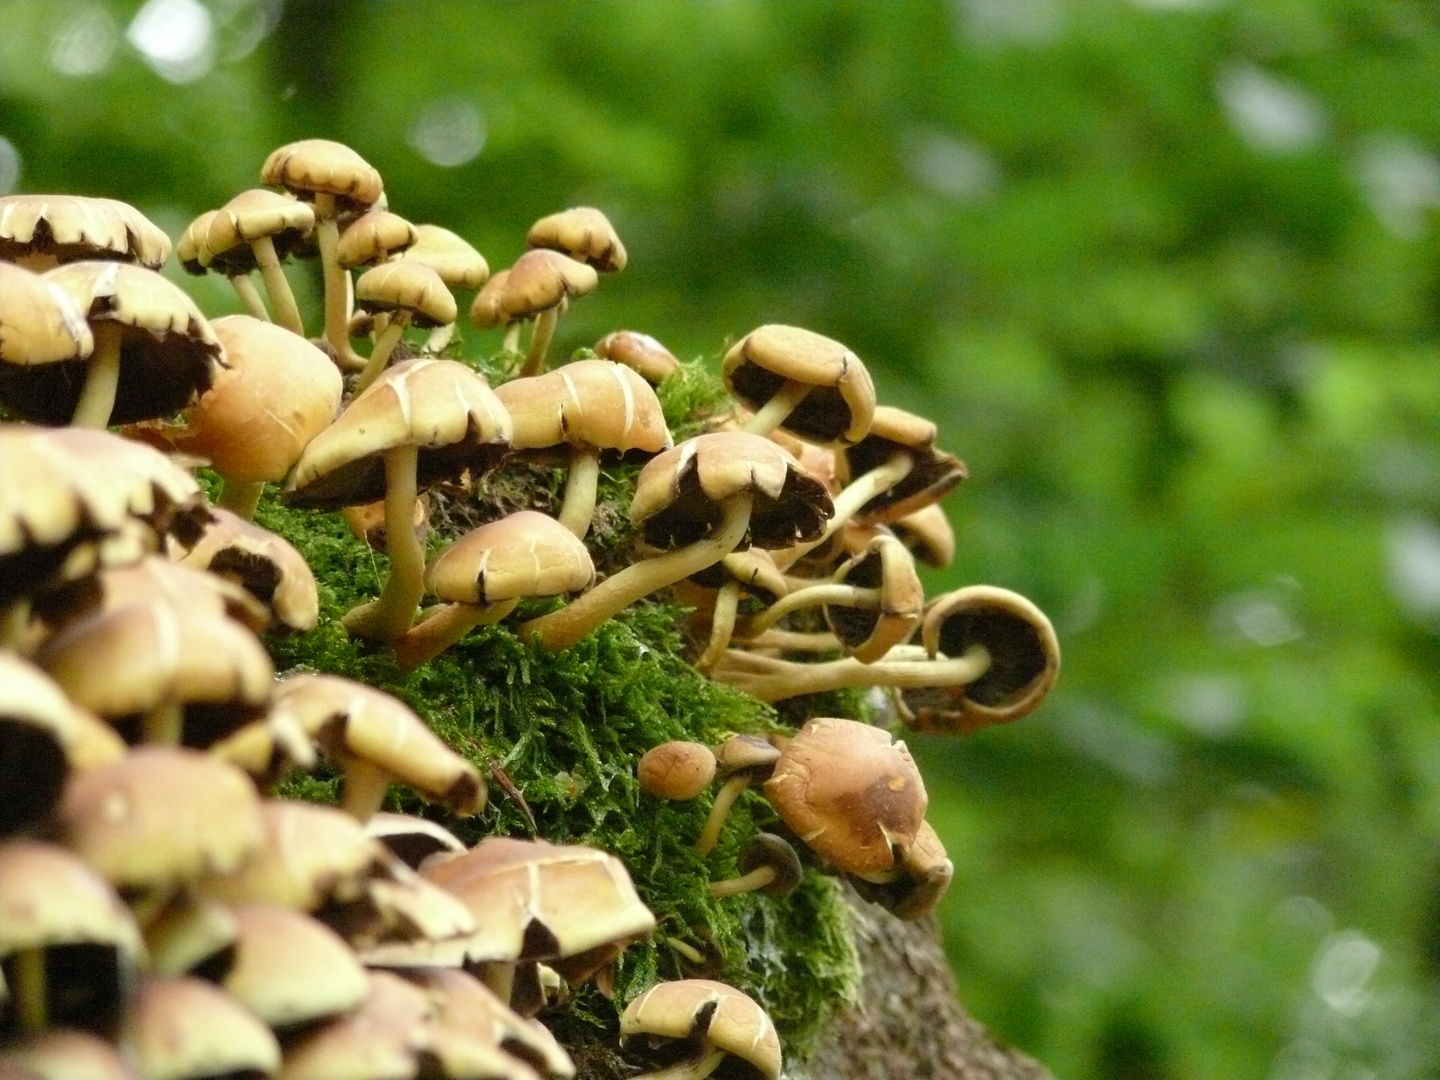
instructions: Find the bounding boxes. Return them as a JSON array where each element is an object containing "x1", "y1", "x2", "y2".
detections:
[
  {"x1": 594, "y1": 329, "x2": 678, "y2": 385},
  {"x1": 708, "y1": 832, "x2": 803, "y2": 898},
  {"x1": 637, "y1": 741, "x2": 717, "y2": 801}
]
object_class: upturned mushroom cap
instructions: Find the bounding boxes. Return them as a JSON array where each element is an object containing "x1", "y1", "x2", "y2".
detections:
[
  {"x1": 891, "y1": 504, "x2": 955, "y2": 568},
  {"x1": 354, "y1": 259, "x2": 456, "y2": 327},
  {"x1": 637, "y1": 741, "x2": 717, "y2": 801},
  {"x1": 29, "y1": 261, "x2": 226, "y2": 425},
  {"x1": 59, "y1": 747, "x2": 263, "y2": 891},
  {"x1": 526, "y1": 206, "x2": 627, "y2": 273},
  {"x1": 162, "y1": 315, "x2": 342, "y2": 485},
  {"x1": 0, "y1": 262, "x2": 93, "y2": 369},
  {"x1": 0, "y1": 840, "x2": 143, "y2": 959},
  {"x1": 0, "y1": 425, "x2": 209, "y2": 607},
  {"x1": 269, "y1": 673, "x2": 486, "y2": 817},
  {"x1": 630, "y1": 432, "x2": 832, "y2": 553},
  {"x1": 402, "y1": 224, "x2": 490, "y2": 289},
  {"x1": 824, "y1": 533, "x2": 924, "y2": 663},
  {"x1": 218, "y1": 904, "x2": 369, "y2": 1027},
  {"x1": 260, "y1": 139, "x2": 383, "y2": 212},
  {"x1": 839, "y1": 405, "x2": 967, "y2": 525},
  {"x1": 0, "y1": 194, "x2": 171, "y2": 269},
  {"x1": 495, "y1": 359, "x2": 671, "y2": 457},
  {"x1": 594, "y1": 330, "x2": 678, "y2": 384},
  {"x1": 202, "y1": 189, "x2": 315, "y2": 270},
  {"x1": 722, "y1": 325, "x2": 875, "y2": 445},
  {"x1": 899, "y1": 585, "x2": 1060, "y2": 732},
  {"x1": 763, "y1": 717, "x2": 927, "y2": 879},
  {"x1": 335, "y1": 209, "x2": 417, "y2": 269},
  {"x1": 620, "y1": 979, "x2": 781, "y2": 1080},
  {"x1": 175, "y1": 507, "x2": 320, "y2": 633},
  {"x1": 121, "y1": 976, "x2": 280, "y2": 1080},
  {"x1": 498, "y1": 249, "x2": 598, "y2": 321},
  {"x1": 0, "y1": 1029, "x2": 141, "y2": 1080},
  {"x1": 283, "y1": 358, "x2": 513, "y2": 510},
  {"x1": 37, "y1": 598, "x2": 274, "y2": 747},
  {"x1": 427, "y1": 511, "x2": 595, "y2": 604}
]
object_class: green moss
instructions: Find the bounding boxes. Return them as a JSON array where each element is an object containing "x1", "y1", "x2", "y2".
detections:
[{"x1": 255, "y1": 356, "x2": 861, "y2": 1062}]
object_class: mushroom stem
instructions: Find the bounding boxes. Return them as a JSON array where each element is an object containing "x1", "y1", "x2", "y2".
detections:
[
  {"x1": 314, "y1": 195, "x2": 363, "y2": 370},
  {"x1": 391, "y1": 597, "x2": 519, "y2": 672},
  {"x1": 342, "y1": 445, "x2": 427, "y2": 641},
  {"x1": 12, "y1": 947, "x2": 47, "y2": 1031},
  {"x1": 738, "y1": 378, "x2": 814, "y2": 438},
  {"x1": 739, "y1": 628, "x2": 843, "y2": 652},
  {"x1": 708, "y1": 864, "x2": 776, "y2": 897},
  {"x1": 354, "y1": 315, "x2": 410, "y2": 394},
  {"x1": 251, "y1": 234, "x2": 305, "y2": 336},
  {"x1": 142, "y1": 701, "x2": 184, "y2": 746},
  {"x1": 218, "y1": 479, "x2": 265, "y2": 521},
  {"x1": 634, "y1": 1046, "x2": 727, "y2": 1080},
  {"x1": 519, "y1": 493, "x2": 754, "y2": 652},
  {"x1": 228, "y1": 274, "x2": 271, "y2": 321},
  {"x1": 557, "y1": 448, "x2": 601, "y2": 538},
  {"x1": 338, "y1": 756, "x2": 392, "y2": 821},
  {"x1": 773, "y1": 451, "x2": 915, "y2": 570},
  {"x1": 520, "y1": 306, "x2": 559, "y2": 377},
  {"x1": 70, "y1": 322, "x2": 124, "y2": 428},
  {"x1": 424, "y1": 322, "x2": 455, "y2": 354},
  {"x1": 660, "y1": 936, "x2": 706, "y2": 965},
  {"x1": 695, "y1": 580, "x2": 740, "y2": 673},
  {"x1": 739, "y1": 583, "x2": 881, "y2": 637},
  {"x1": 0, "y1": 600, "x2": 30, "y2": 650},
  {"x1": 503, "y1": 322, "x2": 522, "y2": 353},
  {"x1": 695, "y1": 774, "x2": 751, "y2": 856},
  {"x1": 710, "y1": 643, "x2": 992, "y2": 703}
]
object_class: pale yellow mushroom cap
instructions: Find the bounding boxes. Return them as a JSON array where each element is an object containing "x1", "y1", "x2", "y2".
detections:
[
  {"x1": 0, "y1": 194, "x2": 171, "y2": 269},
  {"x1": 426, "y1": 510, "x2": 595, "y2": 605},
  {"x1": 403, "y1": 224, "x2": 489, "y2": 289},
  {"x1": 355, "y1": 259, "x2": 456, "y2": 327},
  {"x1": 526, "y1": 206, "x2": 626, "y2": 273},
  {"x1": 620, "y1": 978, "x2": 781, "y2": 1080},
  {"x1": 721, "y1": 324, "x2": 876, "y2": 445},
  {"x1": 260, "y1": 138, "x2": 383, "y2": 212},
  {"x1": 495, "y1": 359, "x2": 671, "y2": 455}
]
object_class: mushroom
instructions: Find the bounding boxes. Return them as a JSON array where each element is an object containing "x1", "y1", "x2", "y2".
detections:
[
  {"x1": 39, "y1": 261, "x2": 226, "y2": 429},
  {"x1": 174, "y1": 507, "x2": 320, "y2": 633},
  {"x1": 847, "y1": 819, "x2": 954, "y2": 920},
  {"x1": 620, "y1": 979, "x2": 781, "y2": 1080},
  {"x1": 202, "y1": 189, "x2": 316, "y2": 335},
  {"x1": 0, "y1": 262, "x2": 95, "y2": 421},
  {"x1": 0, "y1": 194, "x2": 171, "y2": 270},
  {"x1": 392, "y1": 510, "x2": 595, "y2": 671},
  {"x1": 518, "y1": 431, "x2": 832, "y2": 652},
  {"x1": 691, "y1": 547, "x2": 789, "y2": 673},
  {"x1": 363, "y1": 812, "x2": 466, "y2": 869},
  {"x1": 526, "y1": 206, "x2": 627, "y2": 273},
  {"x1": 891, "y1": 503, "x2": 955, "y2": 568},
  {"x1": 400, "y1": 224, "x2": 489, "y2": 353},
  {"x1": 260, "y1": 138, "x2": 384, "y2": 369},
  {"x1": 493, "y1": 358, "x2": 672, "y2": 537},
  {"x1": 282, "y1": 357, "x2": 513, "y2": 642},
  {"x1": 176, "y1": 209, "x2": 269, "y2": 322},
  {"x1": 120, "y1": 976, "x2": 280, "y2": 1080},
  {"x1": 0, "y1": 1029, "x2": 141, "y2": 1080},
  {"x1": 762, "y1": 717, "x2": 927, "y2": 882},
  {"x1": 707, "y1": 833, "x2": 803, "y2": 898},
  {"x1": 695, "y1": 734, "x2": 780, "y2": 856},
  {"x1": 334, "y1": 208, "x2": 417, "y2": 272},
  {"x1": 351, "y1": 260, "x2": 457, "y2": 393},
  {"x1": 637, "y1": 741, "x2": 717, "y2": 801},
  {"x1": 475, "y1": 249, "x2": 598, "y2": 377},
  {"x1": 268, "y1": 672, "x2": 485, "y2": 822},
  {"x1": 722, "y1": 324, "x2": 875, "y2": 444},
  {"x1": 594, "y1": 329, "x2": 679, "y2": 385}
]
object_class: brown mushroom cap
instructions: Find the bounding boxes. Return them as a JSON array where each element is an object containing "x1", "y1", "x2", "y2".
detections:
[
  {"x1": 721, "y1": 324, "x2": 875, "y2": 445},
  {"x1": 260, "y1": 139, "x2": 383, "y2": 212},
  {"x1": 637, "y1": 741, "x2": 717, "y2": 801},
  {"x1": 709, "y1": 832, "x2": 804, "y2": 898},
  {"x1": 402, "y1": 224, "x2": 490, "y2": 289},
  {"x1": 354, "y1": 259, "x2": 456, "y2": 327},
  {"x1": 335, "y1": 209, "x2": 417, "y2": 269},
  {"x1": 891, "y1": 504, "x2": 955, "y2": 568},
  {"x1": 839, "y1": 405, "x2": 967, "y2": 525},
  {"x1": 762, "y1": 717, "x2": 927, "y2": 879},
  {"x1": 849, "y1": 818, "x2": 954, "y2": 920},
  {"x1": 121, "y1": 976, "x2": 280, "y2": 1080},
  {"x1": 526, "y1": 206, "x2": 626, "y2": 273},
  {"x1": 899, "y1": 585, "x2": 1060, "y2": 732},
  {"x1": 175, "y1": 507, "x2": 320, "y2": 633},
  {"x1": 427, "y1": 510, "x2": 595, "y2": 604},
  {"x1": 0, "y1": 195, "x2": 171, "y2": 270},
  {"x1": 498, "y1": 249, "x2": 598, "y2": 321},
  {"x1": 470, "y1": 268, "x2": 511, "y2": 329},
  {"x1": 495, "y1": 359, "x2": 671, "y2": 457},
  {"x1": 620, "y1": 978, "x2": 781, "y2": 1080},
  {"x1": 593, "y1": 330, "x2": 677, "y2": 384}
]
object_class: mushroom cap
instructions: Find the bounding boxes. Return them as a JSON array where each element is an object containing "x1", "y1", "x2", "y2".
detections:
[
  {"x1": 0, "y1": 261, "x2": 93, "y2": 367},
  {"x1": 498, "y1": 249, "x2": 598, "y2": 321},
  {"x1": 762, "y1": 717, "x2": 927, "y2": 879},
  {"x1": 593, "y1": 329, "x2": 677, "y2": 384},
  {"x1": 340, "y1": 492, "x2": 428, "y2": 552},
  {"x1": 335, "y1": 209, "x2": 417, "y2": 269},
  {"x1": 426, "y1": 510, "x2": 595, "y2": 605},
  {"x1": 260, "y1": 138, "x2": 383, "y2": 212},
  {"x1": 470, "y1": 268, "x2": 511, "y2": 329},
  {"x1": 712, "y1": 734, "x2": 781, "y2": 779},
  {"x1": 688, "y1": 545, "x2": 788, "y2": 596},
  {"x1": 0, "y1": 840, "x2": 143, "y2": 958},
  {"x1": 121, "y1": 976, "x2": 280, "y2": 1080},
  {"x1": 494, "y1": 359, "x2": 671, "y2": 457},
  {"x1": 164, "y1": 314, "x2": 342, "y2": 485},
  {"x1": 630, "y1": 432, "x2": 832, "y2": 552},
  {"x1": 270, "y1": 673, "x2": 486, "y2": 816},
  {"x1": 174, "y1": 210, "x2": 216, "y2": 275},
  {"x1": 37, "y1": 598, "x2": 274, "y2": 746},
  {"x1": 419, "y1": 837, "x2": 656, "y2": 976},
  {"x1": 219, "y1": 904, "x2": 370, "y2": 1027},
  {"x1": 736, "y1": 832, "x2": 804, "y2": 897},
  {"x1": 402, "y1": 224, "x2": 490, "y2": 289},
  {"x1": 0, "y1": 425, "x2": 209, "y2": 607},
  {"x1": 277, "y1": 970, "x2": 432, "y2": 1080},
  {"x1": 202, "y1": 189, "x2": 315, "y2": 271},
  {"x1": 901, "y1": 585, "x2": 1060, "y2": 732},
  {"x1": 856, "y1": 818, "x2": 954, "y2": 921},
  {"x1": 637, "y1": 741, "x2": 717, "y2": 800},
  {"x1": 282, "y1": 358, "x2": 513, "y2": 510},
  {"x1": 824, "y1": 533, "x2": 924, "y2": 663},
  {"x1": 840, "y1": 405, "x2": 967, "y2": 525},
  {"x1": 722, "y1": 325, "x2": 875, "y2": 445},
  {"x1": 60, "y1": 747, "x2": 263, "y2": 891},
  {"x1": 526, "y1": 206, "x2": 627, "y2": 273},
  {"x1": 0, "y1": 1029, "x2": 142, "y2": 1080},
  {"x1": 891, "y1": 504, "x2": 955, "y2": 568},
  {"x1": 199, "y1": 800, "x2": 383, "y2": 912},
  {"x1": 24, "y1": 261, "x2": 226, "y2": 425},
  {"x1": 354, "y1": 259, "x2": 456, "y2": 327},
  {"x1": 176, "y1": 507, "x2": 319, "y2": 633},
  {"x1": 364, "y1": 812, "x2": 466, "y2": 869},
  {"x1": 620, "y1": 979, "x2": 781, "y2": 1080},
  {"x1": 0, "y1": 194, "x2": 171, "y2": 269}
]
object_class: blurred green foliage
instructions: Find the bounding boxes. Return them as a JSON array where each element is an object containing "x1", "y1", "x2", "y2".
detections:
[{"x1": 5, "y1": 0, "x2": 1440, "y2": 1076}]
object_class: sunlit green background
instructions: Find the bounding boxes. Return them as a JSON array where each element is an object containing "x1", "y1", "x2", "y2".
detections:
[{"x1": 5, "y1": 1, "x2": 1440, "y2": 1076}]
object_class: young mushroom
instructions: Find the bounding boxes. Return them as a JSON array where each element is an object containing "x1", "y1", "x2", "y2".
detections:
[
  {"x1": 351, "y1": 259, "x2": 457, "y2": 392},
  {"x1": 695, "y1": 735, "x2": 780, "y2": 856},
  {"x1": 594, "y1": 329, "x2": 679, "y2": 385},
  {"x1": 400, "y1": 223, "x2": 490, "y2": 353},
  {"x1": 526, "y1": 206, "x2": 627, "y2": 273},
  {"x1": 722, "y1": 324, "x2": 875, "y2": 444},
  {"x1": 637, "y1": 740, "x2": 718, "y2": 801},
  {"x1": 518, "y1": 431, "x2": 832, "y2": 651},
  {"x1": 202, "y1": 188, "x2": 316, "y2": 335},
  {"x1": 620, "y1": 979, "x2": 781, "y2": 1080},
  {"x1": 707, "y1": 832, "x2": 803, "y2": 898},
  {"x1": 487, "y1": 249, "x2": 598, "y2": 377}
]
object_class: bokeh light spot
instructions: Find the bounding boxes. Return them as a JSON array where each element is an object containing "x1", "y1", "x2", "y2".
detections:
[
  {"x1": 126, "y1": 0, "x2": 215, "y2": 84},
  {"x1": 408, "y1": 98, "x2": 487, "y2": 168},
  {"x1": 1217, "y1": 64, "x2": 1326, "y2": 155},
  {"x1": 0, "y1": 138, "x2": 20, "y2": 196},
  {"x1": 50, "y1": 3, "x2": 119, "y2": 77}
]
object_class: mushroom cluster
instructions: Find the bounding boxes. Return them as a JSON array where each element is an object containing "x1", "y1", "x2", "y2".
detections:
[{"x1": 0, "y1": 138, "x2": 1060, "y2": 1078}]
